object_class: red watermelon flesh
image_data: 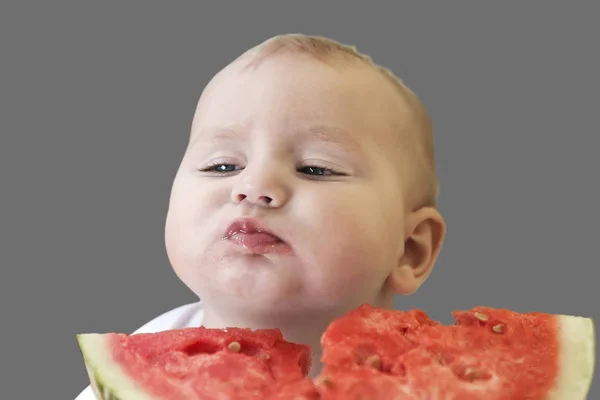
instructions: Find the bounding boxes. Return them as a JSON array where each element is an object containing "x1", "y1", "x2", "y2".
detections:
[
  {"x1": 77, "y1": 305, "x2": 594, "y2": 399},
  {"x1": 78, "y1": 327, "x2": 319, "y2": 400},
  {"x1": 316, "y1": 305, "x2": 595, "y2": 399}
]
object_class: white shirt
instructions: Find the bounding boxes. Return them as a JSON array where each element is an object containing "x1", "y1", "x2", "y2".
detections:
[{"x1": 74, "y1": 301, "x2": 205, "y2": 400}]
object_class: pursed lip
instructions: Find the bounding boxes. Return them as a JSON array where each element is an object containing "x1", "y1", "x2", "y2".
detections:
[
  {"x1": 224, "y1": 217, "x2": 283, "y2": 241},
  {"x1": 222, "y1": 217, "x2": 289, "y2": 255}
]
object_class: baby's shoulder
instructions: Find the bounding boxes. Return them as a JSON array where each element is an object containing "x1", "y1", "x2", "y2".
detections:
[{"x1": 73, "y1": 301, "x2": 204, "y2": 400}]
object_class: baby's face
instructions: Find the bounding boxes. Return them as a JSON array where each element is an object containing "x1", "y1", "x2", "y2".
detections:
[{"x1": 165, "y1": 53, "x2": 417, "y2": 316}]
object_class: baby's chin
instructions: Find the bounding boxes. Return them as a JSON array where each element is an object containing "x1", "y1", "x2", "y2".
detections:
[
  {"x1": 194, "y1": 275, "x2": 334, "y2": 316},
  {"x1": 200, "y1": 279, "x2": 371, "y2": 325},
  {"x1": 220, "y1": 270, "x2": 307, "y2": 305}
]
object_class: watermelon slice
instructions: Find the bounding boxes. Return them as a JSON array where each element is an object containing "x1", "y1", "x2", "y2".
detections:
[
  {"x1": 77, "y1": 327, "x2": 319, "y2": 400},
  {"x1": 77, "y1": 305, "x2": 595, "y2": 399},
  {"x1": 316, "y1": 305, "x2": 596, "y2": 399}
]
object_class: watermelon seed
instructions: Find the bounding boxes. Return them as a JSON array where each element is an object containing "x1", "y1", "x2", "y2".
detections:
[
  {"x1": 434, "y1": 352, "x2": 454, "y2": 365},
  {"x1": 452, "y1": 365, "x2": 491, "y2": 382},
  {"x1": 463, "y1": 367, "x2": 487, "y2": 381},
  {"x1": 259, "y1": 353, "x2": 271, "y2": 361},
  {"x1": 227, "y1": 341, "x2": 241, "y2": 352},
  {"x1": 492, "y1": 324, "x2": 504, "y2": 333},
  {"x1": 474, "y1": 312, "x2": 488, "y2": 322},
  {"x1": 316, "y1": 376, "x2": 332, "y2": 387},
  {"x1": 365, "y1": 354, "x2": 382, "y2": 370}
]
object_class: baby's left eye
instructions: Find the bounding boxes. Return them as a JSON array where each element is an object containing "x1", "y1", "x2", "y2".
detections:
[{"x1": 298, "y1": 166, "x2": 344, "y2": 176}]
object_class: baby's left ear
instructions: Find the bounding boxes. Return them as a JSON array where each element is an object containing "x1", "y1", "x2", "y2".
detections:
[{"x1": 389, "y1": 207, "x2": 446, "y2": 295}]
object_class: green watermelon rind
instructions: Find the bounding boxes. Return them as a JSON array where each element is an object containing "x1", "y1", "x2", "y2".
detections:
[
  {"x1": 77, "y1": 333, "x2": 156, "y2": 400},
  {"x1": 546, "y1": 314, "x2": 596, "y2": 400}
]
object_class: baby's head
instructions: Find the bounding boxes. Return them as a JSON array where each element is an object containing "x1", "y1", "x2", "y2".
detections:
[{"x1": 164, "y1": 34, "x2": 446, "y2": 327}]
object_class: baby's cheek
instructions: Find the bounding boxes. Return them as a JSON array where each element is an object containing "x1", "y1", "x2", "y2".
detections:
[
  {"x1": 307, "y1": 202, "x2": 398, "y2": 295},
  {"x1": 165, "y1": 204, "x2": 203, "y2": 264},
  {"x1": 164, "y1": 217, "x2": 189, "y2": 272},
  {"x1": 309, "y1": 229, "x2": 382, "y2": 291},
  {"x1": 318, "y1": 201, "x2": 388, "y2": 248}
]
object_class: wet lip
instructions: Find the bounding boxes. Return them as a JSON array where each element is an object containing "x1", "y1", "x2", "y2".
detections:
[
  {"x1": 223, "y1": 218, "x2": 289, "y2": 255},
  {"x1": 224, "y1": 218, "x2": 282, "y2": 240}
]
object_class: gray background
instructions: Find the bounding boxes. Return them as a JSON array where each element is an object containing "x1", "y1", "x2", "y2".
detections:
[{"x1": 1, "y1": 2, "x2": 598, "y2": 399}]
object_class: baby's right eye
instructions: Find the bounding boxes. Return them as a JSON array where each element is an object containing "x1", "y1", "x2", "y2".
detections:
[{"x1": 199, "y1": 163, "x2": 242, "y2": 174}]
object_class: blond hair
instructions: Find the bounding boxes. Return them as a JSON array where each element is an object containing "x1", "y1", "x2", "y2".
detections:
[{"x1": 242, "y1": 34, "x2": 439, "y2": 208}]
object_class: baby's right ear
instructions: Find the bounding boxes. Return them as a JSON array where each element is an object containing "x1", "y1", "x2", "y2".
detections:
[{"x1": 390, "y1": 207, "x2": 446, "y2": 295}]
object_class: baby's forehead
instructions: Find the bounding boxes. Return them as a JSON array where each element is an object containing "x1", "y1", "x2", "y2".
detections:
[{"x1": 196, "y1": 54, "x2": 415, "y2": 134}]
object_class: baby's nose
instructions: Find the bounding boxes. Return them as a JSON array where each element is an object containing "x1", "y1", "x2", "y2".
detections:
[
  {"x1": 233, "y1": 192, "x2": 274, "y2": 205},
  {"x1": 230, "y1": 168, "x2": 290, "y2": 208}
]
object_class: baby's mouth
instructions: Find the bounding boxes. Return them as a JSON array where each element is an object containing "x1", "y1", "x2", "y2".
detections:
[
  {"x1": 231, "y1": 231, "x2": 282, "y2": 246},
  {"x1": 223, "y1": 218, "x2": 289, "y2": 255}
]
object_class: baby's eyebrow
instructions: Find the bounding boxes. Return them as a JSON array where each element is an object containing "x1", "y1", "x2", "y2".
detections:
[
  {"x1": 294, "y1": 124, "x2": 361, "y2": 153},
  {"x1": 189, "y1": 124, "x2": 245, "y2": 148},
  {"x1": 190, "y1": 123, "x2": 361, "y2": 152},
  {"x1": 204, "y1": 125, "x2": 244, "y2": 142}
]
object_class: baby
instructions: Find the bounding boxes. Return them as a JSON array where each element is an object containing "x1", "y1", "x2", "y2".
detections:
[{"x1": 75, "y1": 33, "x2": 446, "y2": 399}]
